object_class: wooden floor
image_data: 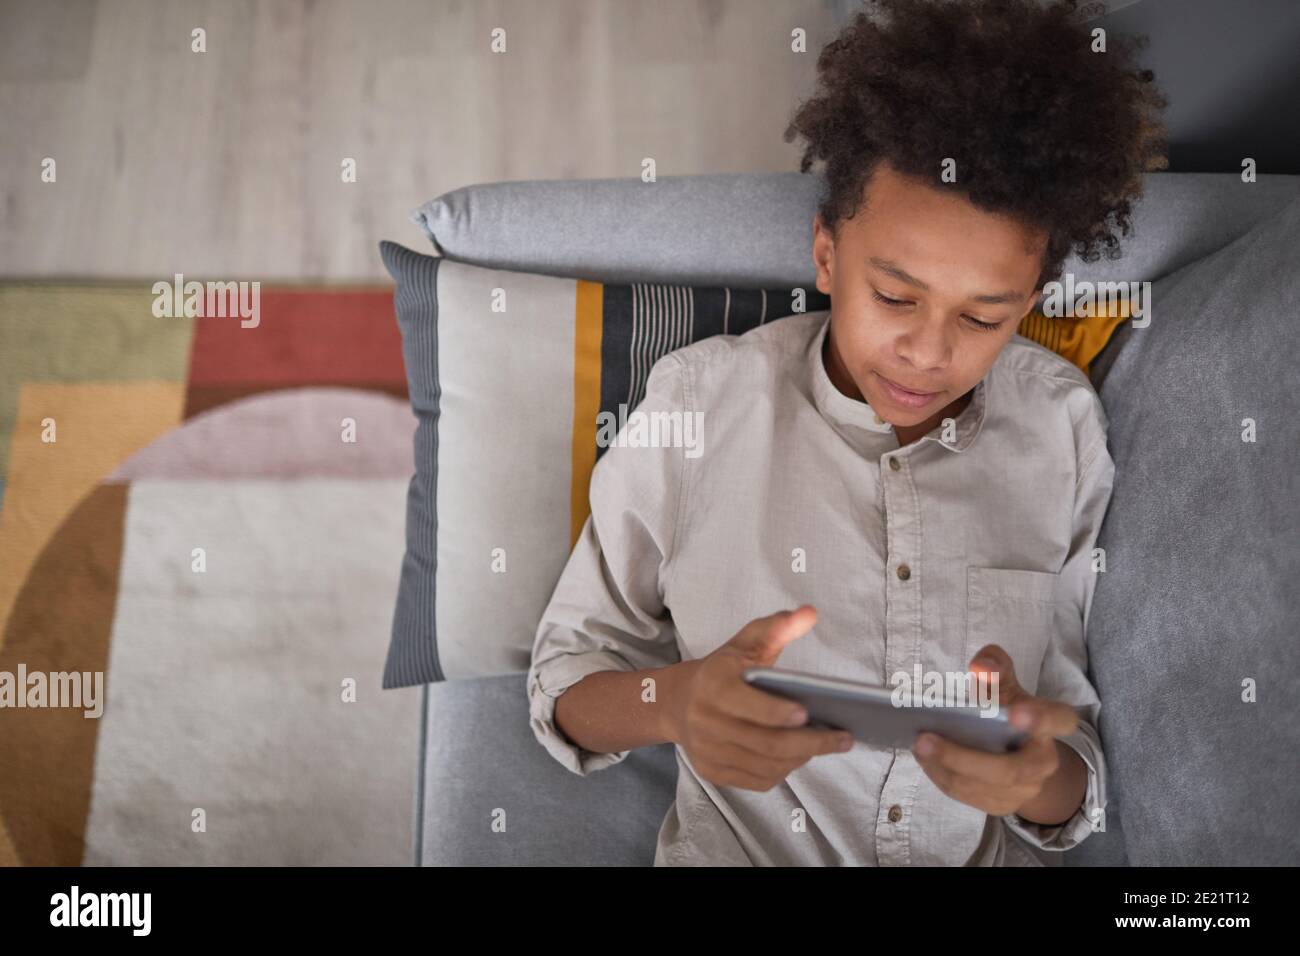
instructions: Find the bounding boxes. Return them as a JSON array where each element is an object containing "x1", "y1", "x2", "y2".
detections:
[{"x1": 0, "y1": 0, "x2": 859, "y2": 280}]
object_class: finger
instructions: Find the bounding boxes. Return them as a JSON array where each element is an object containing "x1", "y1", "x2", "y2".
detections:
[
  {"x1": 731, "y1": 606, "x2": 817, "y2": 664},
  {"x1": 694, "y1": 754, "x2": 776, "y2": 792},
  {"x1": 717, "y1": 672, "x2": 817, "y2": 728},
  {"x1": 1007, "y1": 697, "x2": 1080, "y2": 739},
  {"x1": 756, "y1": 605, "x2": 818, "y2": 661},
  {"x1": 914, "y1": 731, "x2": 1055, "y2": 787},
  {"x1": 912, "y1": 732, "x2": 1018, "y2": 785},
  {"x1": 968, "y1": 644, "x2": 1022, "y2": 701},
  {"x1": 702, "y1": 738, "x2": 800, "y2": 785},
  {"x1": 914, "y1": 749, "x2": 956, "y2": 798},
  {"x1": 913, "y1": 740, "x2": 1045, "y2": 815},
  {"x1": 914, "y1": 759, "x2": 1028, "y2": 817},
  {"x1": 722, "y1": 718, "x2": 853, "y2": 762}
]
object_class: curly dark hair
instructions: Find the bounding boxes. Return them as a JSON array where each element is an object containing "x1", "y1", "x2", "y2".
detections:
[{"x1": 784, "y1": 0, "x2": 1169, "y2": 290}]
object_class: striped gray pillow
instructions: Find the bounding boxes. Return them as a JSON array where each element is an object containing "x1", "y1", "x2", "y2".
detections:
[{"x1": 379, "y1": 240, "x2": 827, "y2": 686}]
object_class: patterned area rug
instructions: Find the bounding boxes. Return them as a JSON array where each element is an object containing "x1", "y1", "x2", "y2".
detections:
[{"x1": 0, "y1": 284, "x2": 422, "y2": 865}]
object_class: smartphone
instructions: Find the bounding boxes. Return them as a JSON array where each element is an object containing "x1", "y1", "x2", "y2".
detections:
[{"x1": 742, "y1": 665, "x2": 1028, "y2": 754}]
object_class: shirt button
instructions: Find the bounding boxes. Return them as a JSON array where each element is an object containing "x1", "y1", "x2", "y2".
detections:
[
  {"x1": 873, "y1": 414, "x2": 885, "y2": 425},
  {"x1": 888, "y1": 805, "x2": 903, "y2": 823},
  {"x1": 888, "y1": 457, "x2": 901, "y2": 471},
  {"x1": 896, "y1": 564, "x2": 911, "y2": 581}
]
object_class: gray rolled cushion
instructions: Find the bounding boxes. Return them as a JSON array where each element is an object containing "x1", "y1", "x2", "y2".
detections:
[
  {"x1": 411, "y1": 171, "x2": 1300, "y2": 289},
  {"x1": 412, "y1": 172, "x2": 821, "y2": 288},
  {"x1": 1072, "y1": 191, "x2": 1300, "y2": 866},
  {"x1": 420, "y1": 674, "x2": 676, "y2": 866}
]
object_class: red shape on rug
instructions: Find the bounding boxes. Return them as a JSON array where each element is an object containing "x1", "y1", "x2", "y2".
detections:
[{"x1": 184, "y1": 289, "x2": 407, "y2": 419}]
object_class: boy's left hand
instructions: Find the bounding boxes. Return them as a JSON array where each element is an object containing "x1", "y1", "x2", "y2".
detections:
[{"x1": 910, "y1": 644, "x2": 1080, "y2": 818}]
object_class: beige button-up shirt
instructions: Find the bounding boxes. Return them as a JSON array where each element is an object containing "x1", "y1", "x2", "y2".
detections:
[{"x1": 528, "y1": 309, "x2": 1112, "y2": 866}]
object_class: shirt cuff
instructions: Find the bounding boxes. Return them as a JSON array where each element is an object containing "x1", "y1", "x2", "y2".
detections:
[
  {"x1": 1000, "y1": 727, "x2": 1105, "y2": 852},
  {"x1": 527, "y1": 651, "x2": 636, "y2": 776}
]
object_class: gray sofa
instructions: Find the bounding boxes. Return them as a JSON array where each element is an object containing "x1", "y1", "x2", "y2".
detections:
[{"x1": 407, "y1": 170, "x2": 1300, "y2": 866}]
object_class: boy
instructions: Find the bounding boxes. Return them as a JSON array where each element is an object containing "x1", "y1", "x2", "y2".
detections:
[{"x1": 528, "y1": 0, "x2": 1167, "y2": 865}]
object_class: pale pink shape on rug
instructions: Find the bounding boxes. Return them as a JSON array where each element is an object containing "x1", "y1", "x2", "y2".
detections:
[{"x1": 107, "y1": 387, "x2": 415, "y2": 481}]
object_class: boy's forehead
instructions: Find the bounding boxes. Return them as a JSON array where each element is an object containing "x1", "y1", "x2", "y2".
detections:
[{"x1": 849, "y1": 164, "x2": 1046, "y2": 292}]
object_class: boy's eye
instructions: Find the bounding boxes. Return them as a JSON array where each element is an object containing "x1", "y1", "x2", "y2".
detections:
[
  {"x1": 872, "y1": 290, "x2": 909, "y2": 308},
  {"x1": 872, "y1": 289, "x2": 1002, "y2": 332}
]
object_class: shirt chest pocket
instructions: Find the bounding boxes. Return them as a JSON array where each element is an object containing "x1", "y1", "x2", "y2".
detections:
[{"x1": 964, "y1": 566, "x2": 1059, "y2": 697}]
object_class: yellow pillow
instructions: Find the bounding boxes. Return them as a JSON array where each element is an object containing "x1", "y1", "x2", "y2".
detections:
[{"x1": 1017, "y1": 296, "x2": 1131, "y2": 377}]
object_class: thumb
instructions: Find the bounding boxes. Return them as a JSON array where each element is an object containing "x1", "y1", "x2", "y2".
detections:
[
  {"x1": 968, "y1": 643, "x2": 1023, "y2": 704},
  {"x1": 729, "y1": 605, "x2": 817, "y2": 665}
]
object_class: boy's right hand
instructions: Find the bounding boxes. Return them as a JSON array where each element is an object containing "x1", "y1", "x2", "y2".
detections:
[{"x1": 664, "y1": 605, "x2": 855, "y2": 792}]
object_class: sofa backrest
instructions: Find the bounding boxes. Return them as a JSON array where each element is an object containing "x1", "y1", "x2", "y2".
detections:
[{"x1": 410, "y1": 170, "x2": 1299, "y2": 291}]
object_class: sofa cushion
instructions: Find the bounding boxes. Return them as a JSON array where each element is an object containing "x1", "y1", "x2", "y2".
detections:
[
  {"x1": 1071, "y1": 190, "x2": 1300, "y2": 865},
  {"x1": 419, "y1": 674, "x2": 677, "y2": 865}
]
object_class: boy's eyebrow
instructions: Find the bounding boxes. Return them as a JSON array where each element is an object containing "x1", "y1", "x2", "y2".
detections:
[{"x1": 868, "y1": 257, "x2": 1024, "y2": 305}]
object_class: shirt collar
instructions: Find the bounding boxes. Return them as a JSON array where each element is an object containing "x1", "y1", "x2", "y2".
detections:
[{"x1": 808, "y1": 312, "x2": 987, "y2": 454}]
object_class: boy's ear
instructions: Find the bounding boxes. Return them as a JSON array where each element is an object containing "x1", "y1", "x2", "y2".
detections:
[
  {"x1": 812, "y1": 215, "x2": 835, "y2": 281},
  {"x1": 1021, "y1": 286, "x2": 1043, "y2": 316},
  {"x1": 1012, "y1": 293, "x2": 1041, "y2": 332}
]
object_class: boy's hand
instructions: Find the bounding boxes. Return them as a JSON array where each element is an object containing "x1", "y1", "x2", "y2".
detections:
[
  {"x1": 910, "y1": 644, "x2": 1083, "y2": 819},
  {"x1": 665, "y1": 605, "x2": 855, "y2": 792}
]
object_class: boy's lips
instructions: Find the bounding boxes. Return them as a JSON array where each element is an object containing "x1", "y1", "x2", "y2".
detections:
[{"x1": 875, "y1": 372, "x2": 942, "y2": 407}]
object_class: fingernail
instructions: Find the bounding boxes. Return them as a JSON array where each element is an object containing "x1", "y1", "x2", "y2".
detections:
[
  {"x1": 1011, "y1": 708, "x2": 1032, "y2": 729},
  {"x1": 915, "y1": 734, "x2": 935, "y2": 756},
  {"x1": 787, "y1": 708, "x2": 808, "y2": 726},
  {"x1": 837, "y1": 735, "x2": 854, "y2": 751}
]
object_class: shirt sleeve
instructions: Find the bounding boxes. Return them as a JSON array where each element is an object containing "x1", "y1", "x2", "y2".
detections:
[
  {"x1": 1001, "y1": 429, "x2": 1115, "y2": 852},
  {"x1": 527, "y1": 353, "x2": 690, "y2": 776}
]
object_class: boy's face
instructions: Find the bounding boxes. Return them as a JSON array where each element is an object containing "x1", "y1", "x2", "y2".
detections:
[{"x1": 812, "y1": 160, "x2": 1047, "y2": 443}]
